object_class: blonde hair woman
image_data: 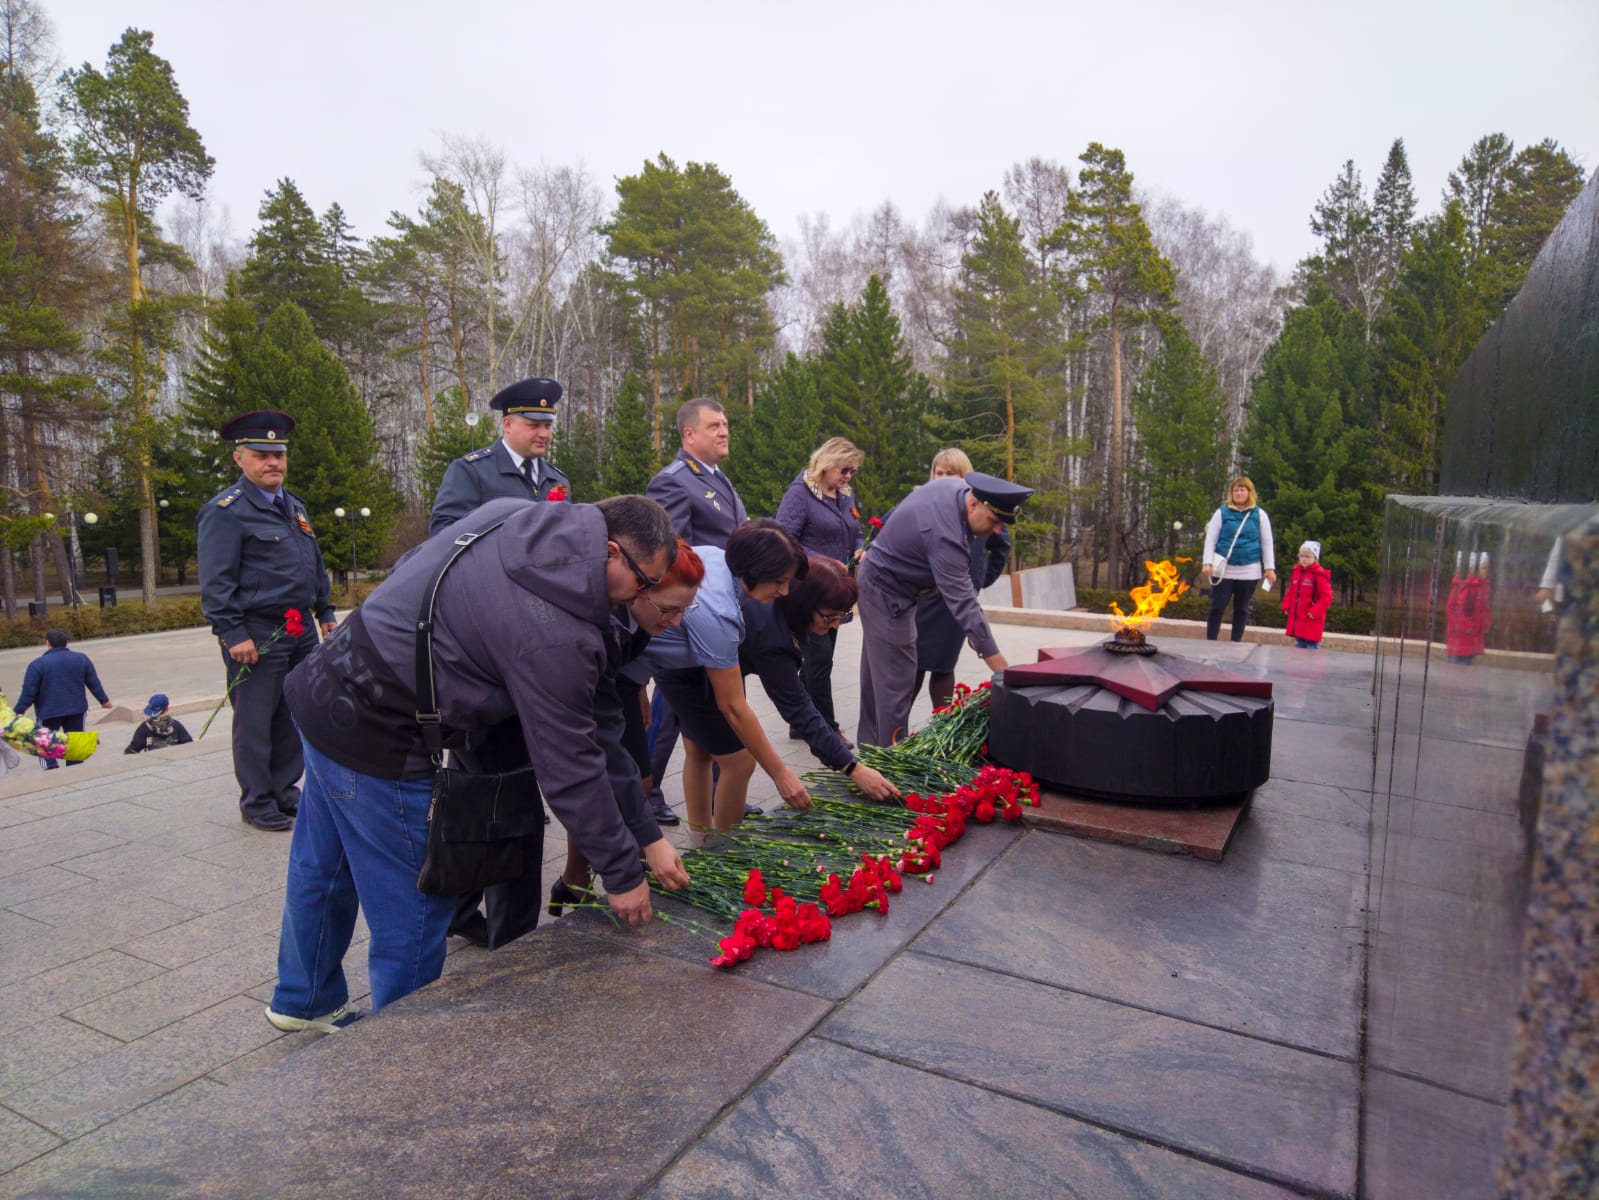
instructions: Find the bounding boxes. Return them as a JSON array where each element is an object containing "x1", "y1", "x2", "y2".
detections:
[
  {"x1": 775, "y1": 437, "x2": 866, "y2": 742},
  {"x1": 1199, "y1": 475, "x2": 1276, "y2": 642}
]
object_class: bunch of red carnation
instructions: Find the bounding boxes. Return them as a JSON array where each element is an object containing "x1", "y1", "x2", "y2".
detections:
[
  {"x1": 897, "y1": 765, "x2": 1040, "y2": 874},
  {"x1": 929, "y1": 677, "x2": 991, "y2": 717},
  {"x1": 282, "y1": 608, "x2": 306, "y2": 638},
  {"x1": 817, "y1": 853, "x2": 903, "y2": 918},
  {"x1": 711, "y1": 876, "x2": 832, "y2": 968}
]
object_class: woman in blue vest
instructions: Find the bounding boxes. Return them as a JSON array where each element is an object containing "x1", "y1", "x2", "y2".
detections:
[{"x1": 1199, "y1": 476, "x2": 1277, "y2": 642}]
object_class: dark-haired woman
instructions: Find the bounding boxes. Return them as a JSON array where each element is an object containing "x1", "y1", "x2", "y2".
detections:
[
  {"x1": 645, "y1": 521, "x2": 812, "y2": 833},
  {"x1": 745, "y1": 556, "x2": 898, "y2": 804}
]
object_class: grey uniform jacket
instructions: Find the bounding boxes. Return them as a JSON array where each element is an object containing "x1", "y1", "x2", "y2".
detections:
[
  {"x1": 646, "y1": 450, "x2": 746, "y2": 549},
  {"x1": 858, "y1": 476, "x2": 1000, "y2": 659},
  {"x1": 283, "y1": 498, "x2": 645, "y2": 894},
  {"x1": 197, "y1": 479, "x2": 335, "y2": 648},
  {"x1": 429, "y1": 440, "x2": 571, "y2": 534}
]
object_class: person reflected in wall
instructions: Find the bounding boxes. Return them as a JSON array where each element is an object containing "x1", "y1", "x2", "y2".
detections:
[
  {"x1": 1199, "y1": 476, "x2": 1276, "y2": 642},
  {"x1": 1446, "y1": 550, "x2": 1491, "y2": 664},
  {"x1": 775, "y1": 437, "x2": 865, "y2": 745}
]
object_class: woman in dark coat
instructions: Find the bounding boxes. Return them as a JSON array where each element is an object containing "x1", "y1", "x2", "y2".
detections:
[{"x1": 775, "y1": 437, "x2": 865, "y2": 741}]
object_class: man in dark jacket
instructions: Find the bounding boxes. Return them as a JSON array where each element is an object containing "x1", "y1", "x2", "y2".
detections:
[
  {"x1": 14, "y1": 628, "x2": 112, "y2": 769},
  {"x1": 265, "y1": 495, "x2": 679, "y2": 1033}
]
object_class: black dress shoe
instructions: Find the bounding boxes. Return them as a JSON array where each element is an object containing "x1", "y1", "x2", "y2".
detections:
[
  {"x1": 448, "y1": 911, "x2": 490, "y2": 947},
  {"x1": 651, "y1": 800, "x2": 681, "y2": 827},
  {"x1": 548, "y1": 878, "x2": 587, "y2": 918},
  {"x1": 241, "y1": 809, "x2": 293, "y2": 832},
  {"x1": 543, "y1": 806, "x2": 551, "y2": 825}
]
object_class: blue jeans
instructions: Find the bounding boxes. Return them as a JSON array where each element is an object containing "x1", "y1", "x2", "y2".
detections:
[
  {"x1": 1294, "y1": 638, "x2": 1321, "y2": 649},
  {"x1": 272, "y1": 738, "x2": 455, "y2": 1017}
]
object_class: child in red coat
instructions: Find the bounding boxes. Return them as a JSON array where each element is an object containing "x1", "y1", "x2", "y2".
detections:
[{"x1": 1283, "y1": 540, "x2": 1333, "y2": 649}]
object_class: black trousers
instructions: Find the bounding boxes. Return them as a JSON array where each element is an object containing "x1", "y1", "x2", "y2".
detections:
[
  {"x1": 224, "y1": 628, "x2": 314, "y2": 818},
  {"x1": 450, "y1": 718, "x2": 544, "y2": 950},
  {"x1": 800, "y1": 628, "x2": 838, "y2": 729},
  {"x1": 1206, "y1": 577, "x2": 1259, "y2": 642}
]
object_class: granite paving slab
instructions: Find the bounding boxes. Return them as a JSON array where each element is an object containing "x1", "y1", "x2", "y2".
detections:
[
  {"x1": 34, "y1": 932, "x2": 831, "y2": 1198},
  {"x1": 645, "y1": 1037, "x2": 1304, "y2": 1200},
  {"x1": 0, "y1": 950, "x2": 167, "y2": 1037},
  {"x1": 1361, "y1": 1068, "x2": 1505, "y2": 1200},
  {"x1": 1249, "y1": 778, "x2": 1371, "y2": 823},
  {"x1": 117, "y1": 889, "x2": 287, "y2": 970},
  {"x1": 916, "y1": 831, "x2": 1365, "y2": 1058},
  {"x1": 1268, "y1": 718, "x2": 1377, "y2": 792},
  {"x1": 4, "y1": 881, "x2": 197, "y2": 942},
  {"x1": 1228, "y1": 803, "x2": 1371, "y2": 876},
  {"x1": 0, "y1": 1016, "x2": 122, "y2": 1097},
  {"x1": 0, "y1": 1104, "x2": 59, "y2": 1175},
  {"x1": 64, "y1": 933, "x2": 281, "y2": 1041},
  {"x1": 1029, "y1": 788, "x2": 1248, "y2": 861},
  {"x1": 0, "y1": 866, "x2": 91, "y2": 909},
  {"x1": 564, "y1": 820, "x2": 1021, "y2": 1001},
  {"x1": 2, "y1": 1075, "x2": 229, "y2": 1195},
  {"x1": 0, "y1": 830, "x2": 125, "y2": 878},
  {"x1": 3, "y1": 995, "x2": 285, "y2": 1138},
  {"x1": 821, "y1": 952, "x2": 1356, "y2": 1196}
]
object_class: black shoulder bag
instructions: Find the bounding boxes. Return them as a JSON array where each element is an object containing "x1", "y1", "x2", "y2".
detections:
[{"x1": 414, "y1": 516, "x2": 546, "y2": 896}]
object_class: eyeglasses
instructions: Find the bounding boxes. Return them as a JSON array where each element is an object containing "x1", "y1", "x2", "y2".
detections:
[
  {"x1": 612, "y1": 541, "x2": 662, "y2": 590},
  {"x1": 817, "y1": 609, "x2": 855, "y2": 626},
  {"x1": 641, "y1": 593, "x2": 700, "y2": 618},
  {"x1": 838, "y1": 466, "x2": 859, "y2": 477}
]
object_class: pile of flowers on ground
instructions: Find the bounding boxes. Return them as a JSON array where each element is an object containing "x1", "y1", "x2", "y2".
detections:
[
  {"x1": 651, "y1": 682, "x2": 1041, "y2": 969},
  {"x1": 0, "y1": 692, "x2": 70, "y2": 762}
]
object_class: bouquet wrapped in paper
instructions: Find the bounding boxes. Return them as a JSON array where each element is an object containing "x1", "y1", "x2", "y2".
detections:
[{"x1": 0, "y1": 691, "x2": 96, "y2": 762}]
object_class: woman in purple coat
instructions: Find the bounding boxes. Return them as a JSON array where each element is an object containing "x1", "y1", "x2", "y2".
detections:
[{"x1": 775, "y1": 437, "x2": 865, "y2": 744}]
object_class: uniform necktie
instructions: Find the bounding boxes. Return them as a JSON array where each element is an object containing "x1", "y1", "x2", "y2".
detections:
[
  {"x1": 522, "y1": 458, "x2": 538, "y2": 489},
  {"x1": 273, "y1": 493, "x2": 290, "y2": 521}
]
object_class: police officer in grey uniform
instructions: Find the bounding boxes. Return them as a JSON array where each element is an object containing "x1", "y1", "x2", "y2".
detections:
[
  {"x1": 428, "y1": 377, "x2": 571, "y2": 535},
  {"x1": 855, "y1": 472, "x2": 1034, "y2": 748},
  {"x1": 646, "y1": 397, "x2": 747, "y2": 547},
  {"x1": 644, "y1": 396, "x2": 752, "y2": 820},
  {"x1": 198, "y1": 411, "x2": 337, "y2": 831}
]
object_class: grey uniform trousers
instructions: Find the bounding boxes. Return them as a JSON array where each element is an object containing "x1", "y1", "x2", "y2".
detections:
[{"x1": 855, "y1": 574, "x2": 920, "y2": 748}]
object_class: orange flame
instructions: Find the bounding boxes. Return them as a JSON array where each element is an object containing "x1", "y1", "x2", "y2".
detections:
[{"x1": 1110, "y1": 558, "x2": 1192, "y2": 632}]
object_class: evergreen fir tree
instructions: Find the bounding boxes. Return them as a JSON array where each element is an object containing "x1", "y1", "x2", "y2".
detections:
[
  {"x1": 735, "y1": 353, "x2": 821, "y2": 517},
  {"x1": 416, "y1": 386, "x2": 488, "y2": 504},
  {"x1": 240, "y1": 179, "x2": 341, "y2": 338},
  {"x1": 601, "y1": 373, "x2": 656, "y2": 497},
  {"x1": 1129, "y1": 326, "x2": 1230, "y2": 557}
]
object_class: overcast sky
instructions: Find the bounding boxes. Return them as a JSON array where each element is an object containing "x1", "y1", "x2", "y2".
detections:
[{"x1": 45, "y1": 0, "x2": 1599, "y2": 274}]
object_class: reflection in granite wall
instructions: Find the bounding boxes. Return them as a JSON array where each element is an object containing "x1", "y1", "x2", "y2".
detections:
[
  {"x1": 1365, "y1": 498, "x2": 1598, "y2": 1199},
  {"x1": 1439, "y1": 169, "x2": 1599, "y2": 503}
]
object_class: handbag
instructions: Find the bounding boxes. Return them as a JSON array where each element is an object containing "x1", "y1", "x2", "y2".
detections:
[
  {"x1": 413, "y1": 516, "x2": 547, "y2": 896},
  {"x1": 1210, "y1": 508, "x2": 1254, "y2": 578}
]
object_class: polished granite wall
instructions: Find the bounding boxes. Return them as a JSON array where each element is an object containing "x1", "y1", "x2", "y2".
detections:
[{"x1": 1365, "y1": 496, "x2": 1598, "y2": 1198}]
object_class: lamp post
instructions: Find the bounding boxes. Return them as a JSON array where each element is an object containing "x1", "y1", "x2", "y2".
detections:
[
  {"x1": 332, "y1": 506, "x2": 370, "y2": 598},
  {"x1": 56, "y1": 509, "x2": 98, "y2": 609}
]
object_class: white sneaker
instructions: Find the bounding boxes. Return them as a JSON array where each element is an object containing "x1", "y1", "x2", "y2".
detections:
[{"x1": 265, "y1": 1003, "x2": 366, "y2": 1033}]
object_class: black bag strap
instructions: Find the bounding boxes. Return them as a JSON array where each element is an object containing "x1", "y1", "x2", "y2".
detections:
[{"x1": 415, "y1": 515, "x2": 510, "y2": 761}]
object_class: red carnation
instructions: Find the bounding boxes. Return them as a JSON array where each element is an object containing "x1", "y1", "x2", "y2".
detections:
[
  {"x1": 868, "y1": 517, "x2": 883, "y2": 530},
  {"x1": 546, "y1": 486, "x2": 568, "y2": 502},
  {"x1": 742, "y1": 869, "x2": 767, "y2": 908}
]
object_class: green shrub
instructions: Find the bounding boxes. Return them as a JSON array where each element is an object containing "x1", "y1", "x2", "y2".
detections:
[{"x1": 0, "y1": 598, "x2": 211, "y2": 649}]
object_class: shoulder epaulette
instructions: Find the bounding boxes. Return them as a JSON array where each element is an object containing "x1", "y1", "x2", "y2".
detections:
[
  {"x1": 662, "y1": 459, "x2": 687, "y2": 476},
  {"x1": 464, "y1": 447, "x2": 494, "y2": 462},
  {"x1": 683, "y1": 457, "x2": 702, "y2": 475},
  {"x1": 214, "y1": 486, "x2": 244, "y2": 508}
]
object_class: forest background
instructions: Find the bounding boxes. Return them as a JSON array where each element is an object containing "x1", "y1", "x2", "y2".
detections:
[{"x1": 1, "y1": 3, "x2": 1590, "y2": 619}]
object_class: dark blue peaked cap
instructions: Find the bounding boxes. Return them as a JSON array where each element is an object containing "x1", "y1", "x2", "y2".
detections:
[
  {"x1": 965, "y1": 472, "x2": 1034, "y2": 524},
  {"x1": 489, "y1": 377, "x2": 562, "y2": 418},
  {"x1": 219, "y1": 410, "x2": 295, "y2": 450}
]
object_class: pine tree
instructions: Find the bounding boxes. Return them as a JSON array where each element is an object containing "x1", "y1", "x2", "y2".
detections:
[
  {"x1": 735, "y1": 353, "x2": 822, "y2": 518},
  {"x1": 1050, "y1": 145, "x2": 1177, "y2": 585},
  {"x1": 1485, "y1": 138, "x2": 1586, "y2": 308},
  {"x1": 1374, "y1": 202, "x2": 1488, "y2": 495},
  {"x1": 59, "y1": 28, "x2": 213, "y2": 603},
  {"x1": 600, "y1": 373, "x2": 656, "y2": 497},
  {"x1": 1129, "y1": 326, "x2": 1229, "y2": 558},
  {"x1": 1445, "y1": 133, "x2": 1516, "y2": 262},
  {"x1": 815, "y1": 275, "x2": 932, "y2": 518},
  {"x1": 240, "y1": 179, "x2": 340, "y2": 336},
  {"x1": 1242, "y1": 290, "x2": 1375, "y2": 595},
  {"x1": 235, "y1": 303, "x2": 398, "y2": 565}
]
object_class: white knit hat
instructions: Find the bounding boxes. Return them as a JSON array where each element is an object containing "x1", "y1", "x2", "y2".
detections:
[{"x1": 1299, "y1": 540, "x2": 1321, "y2": 559}]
